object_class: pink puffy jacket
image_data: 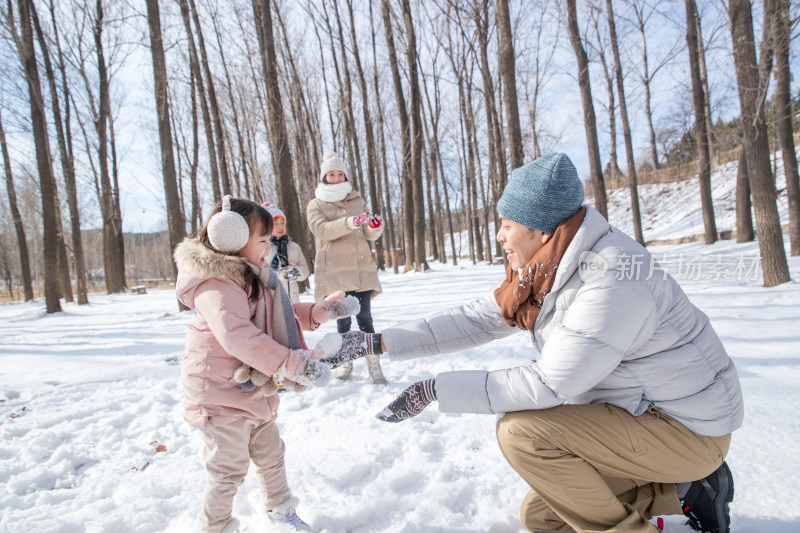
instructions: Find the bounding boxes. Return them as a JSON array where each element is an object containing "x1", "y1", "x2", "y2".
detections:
[{"x1": 174, "y1": 238, "x2": 318, "y2": 428}]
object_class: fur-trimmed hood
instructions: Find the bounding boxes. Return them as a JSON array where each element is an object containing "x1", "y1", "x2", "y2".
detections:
[
  {"x1": 174, "y1": 237, "x2": 248, "y2": 309},
  {"x1": 174, "y1": 237, "x2": 246, "y2": 280}
]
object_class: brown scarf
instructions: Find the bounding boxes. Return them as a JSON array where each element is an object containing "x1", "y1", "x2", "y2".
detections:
[{"x1": 494, "y1": 207, "x2": 586, "y2": 333}]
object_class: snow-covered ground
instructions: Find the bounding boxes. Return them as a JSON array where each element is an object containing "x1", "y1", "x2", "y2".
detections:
[{"x1": 2, "y1": 158, "x2": 799, "y2": 532}]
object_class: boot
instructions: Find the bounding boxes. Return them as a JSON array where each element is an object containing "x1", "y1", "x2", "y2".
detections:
[
  {"x1": 681, "y1": 461, "x2": 734, "y2": 533},
  {"x1": 366, "y1": 353, "x2": 387, "y2": 384},
  {"x1": 334, "y1": 361, "x2": 353, "y2": 380}
]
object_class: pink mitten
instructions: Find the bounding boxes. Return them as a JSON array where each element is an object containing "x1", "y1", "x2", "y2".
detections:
[
  {"x1": 368, "y1": 213, "x2": 383, "y2": 229},
  {"x1": 351, "y1": 212, "x2": 371, "y2": 227}
]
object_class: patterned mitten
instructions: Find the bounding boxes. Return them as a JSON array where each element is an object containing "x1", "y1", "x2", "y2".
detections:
[
  {"x1": 319, "y1": 331, "x2": 382, "y2": 369},
  {"x1": 281, "y1": 266, "x2": 300, "y2": 281},
  {"x1": 349, "y1": 212, "x2": 371, "y2": 228},
  {"x1": 313, "y1": 292, "x2": 360, "y2": 323},
  {"x1": 292, "y1": 357, "x2": 332, "y2": 387},
  {"x1": 376, "y1": 379, "x2": 437, "y2": 423},
  {"x1": 368, "y1": 213, "x2": 383, "y2": 229}
]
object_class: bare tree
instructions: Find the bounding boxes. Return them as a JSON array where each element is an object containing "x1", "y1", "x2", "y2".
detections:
[
  {"x1": 496, "y1": 0, "x2": 523, "y2": 169},
  {"x1": 400, "y1": 0, "x2": 428, "y2": 271},
  {"x1": 176, "y1": 0, "x2": 221, "y2": 204},
  {"x1": 685, "y1": 0, "x2": 717, "y2": 245},
  {"x1": 251, "y1": 0, "x2": 311, "y2": 257},
  {"x1": 606, "y1": 0, "x2": 644, "y2": 244},
  {"x1": 144, "y1": 0, "x2": 186, "y2": 293},
  {"x1": 382, "y1": 0, "x2": 415, "y2": 272},
  {"x1": 566, "y1": 0, "x2": 608, "y2": 218},
  {"x1": 31, "y1": 1, "x2": 88, "y2": 304},
  {"x1": 627, "y1": 0, "x2": 679, "y2": 171},
  {"x1": 345, "y1": 0, "x2": 385, "y2": 269},
  {"x1": 735, "y1": 145, "x2": 754, "y2": 242},
  {"x1": 188, "y1": 0, "x2": 232, "y2": 196},
  {"x1": 728, "y1": 0, "x2": 789, "y2": 286},
  {"x1": 0, "y1": 111, "x2": 33, "y2": 300},
  {"x1": 8, "y1": 0, "x2": 60, "y2": 312},
  {"x1": 771, "y1": 0, "x2": 799, "y2": 256}
]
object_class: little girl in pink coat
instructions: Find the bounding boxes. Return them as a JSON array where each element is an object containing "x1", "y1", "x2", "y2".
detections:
[{"x1": 174, "y1": 196, "x2": 355, "y2": 533}]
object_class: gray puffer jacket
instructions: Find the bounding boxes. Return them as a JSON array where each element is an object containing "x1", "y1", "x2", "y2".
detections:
[{"x1": 382, "y1": 206, "x2": 743, "y2": 437}]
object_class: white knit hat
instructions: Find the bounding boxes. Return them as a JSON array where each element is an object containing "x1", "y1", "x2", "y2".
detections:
[
  {"x1": 207, "y1": 195, "x2": 250, "y2": 252},
  {"x1": 319, "y1": 152, "x2": 348, "y2": 182},
  {"x1": 262, "y1": 202, "x2": 285, "y2": 220}
]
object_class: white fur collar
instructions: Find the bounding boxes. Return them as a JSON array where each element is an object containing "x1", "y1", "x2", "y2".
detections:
[
  {"x1": 173, "y1": 237, "x2": 247, "y2": 280},
  {"x1": 315, "y1": 181, "x2": 353, "y2": 203}
]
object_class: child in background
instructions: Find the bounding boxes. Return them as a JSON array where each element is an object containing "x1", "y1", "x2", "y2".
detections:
[
  {"x1": 174, "y1": 195, "x2": 355, "y2": 533},
  {"x1": 263, "y1": 202, "x2": 310, "y2": 305},
  {"x1": 306, "y1": 151, "x2": 387, "y2": 384}
]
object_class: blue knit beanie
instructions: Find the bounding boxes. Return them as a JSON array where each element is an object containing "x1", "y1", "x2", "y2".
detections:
[{"x1": 497, "y1": 152, "x2": 585, "y2": 234}]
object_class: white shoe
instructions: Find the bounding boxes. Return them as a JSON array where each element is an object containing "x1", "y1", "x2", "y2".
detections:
[
  {"x1": 334, "y1": 361, "x2": 353, "y2": 380},
  {"x1": 221, "y1": 518, "x2": 241, "y2": 533},
  {"x1": 267, "y1": 497, "x2": 313, "y2": 532}
]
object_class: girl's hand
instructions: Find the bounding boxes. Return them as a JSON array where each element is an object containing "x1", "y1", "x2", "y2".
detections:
[
  {"x1": 292, "y1": 356, "x2": 331, "y2": 387},
  {"x1": 311, "y1": 291, "x2": 360, "y2": 324},
  {"x1": 368, "y1": 213, "x2": 383, "y2": 229},
  {"x1": 348, "y1": 212, "x2": 371, "y2": 228}
]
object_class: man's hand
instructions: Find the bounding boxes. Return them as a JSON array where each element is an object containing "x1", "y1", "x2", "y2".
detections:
[
  {"x1": 376, "y1": 379, "x2": 437, "y2": 423},
  {"x1": 311, "y1": 291, "x2": 360, "y2": 324},
  {"x1": 318, "y1": 331, "x2": 382, "y2": 368}
]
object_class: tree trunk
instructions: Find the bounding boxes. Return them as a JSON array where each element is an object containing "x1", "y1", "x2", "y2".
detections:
[
  {"x1": 211, "y1": 11, "x2": 250, "y2": 204},
  {"x1": 496, "y1": 0, "x2": 523, "y2": 170},
  {"x1": 607, "y1": 0, "x2": 644, "y2": 245},
  {"x1": 11, "y1": 0, "x2": 61, "y2": 312},
  {"x1": 735, "y1": 145, "x2": 754, "y2": 242},
  {"x1": 0, "y1": 112, "x2": 33, "y2": 300},
  {"x1": 400, "y1": 0, "x2": 428, "y2": 271},
  {"x1": 144, "y1": 0, "x2": 186, "y2": 299},
  {"x1": 566, "y1": 0, "x2": 607, "y2": 218},
  {"x1": 251, "y1": 0, "x2": 310, "y2": 258},
  {"x1": 473, "y1": 2, "x2": 501, "y2": 205},
  {"x1": 685, "y1": 0, "x2": 717, "y2": 245},
  {"x1": 34, "y1": 1, "x2": 88, "y2": 304},
  {"x1": 346, "y1": 0, "x2": 385, "y2": 269},
  {"x1": 188, "y1": 0, "x2": 231, "y2": 196},
  {"x1": 772, "y1": 0, "x2": 800, "y2": 256},
  {"x1": 695, "y1": 14, "x2": 717, "y2": 166},
  {"x1": 382, "y1": 0, "x2": 415, "y2": 272},
  {"x1": 326, "y1": 0, "x2": 365, "y2": 196},
  {"x1": 633, "y1": 4, "x2": 660, "y2": 170},
  {"x1": 92, "y1": 0, "x2": 125, "y2": 293},
  {"x1": 370, "y1": 2, "x2": 398, "y2": 273},
  {"x1": 729, "y1": 0, "x2": 790, "y2": 286},
  {"x1": 176, "y1": 0, "x2": 220, "y2": 204}
]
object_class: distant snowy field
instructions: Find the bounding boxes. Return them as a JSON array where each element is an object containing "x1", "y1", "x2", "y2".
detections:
[{"x1": 2, "y1": 156, "x2": 800, "y2": 532}]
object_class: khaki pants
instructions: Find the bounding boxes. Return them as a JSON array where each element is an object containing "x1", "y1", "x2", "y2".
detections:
[
  {"x1": 496, "y1": 404, "x2": 730, "y2": 533},
  {"x1": 197, "y1": 417, "x2": 291, "y2": 532}
]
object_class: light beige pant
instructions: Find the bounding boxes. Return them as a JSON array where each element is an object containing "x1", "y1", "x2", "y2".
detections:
[
  {"x1": 496, "y1": 404, "x2": 730, "y2": 533},
  {"x1": 197, "y1": 416, "x2": 292, "y2": 532}
]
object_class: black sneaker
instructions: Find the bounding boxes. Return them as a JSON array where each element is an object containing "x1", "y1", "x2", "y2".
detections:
[{"x1": 681, "y1": 461, "x2": 734, "y2": 533}]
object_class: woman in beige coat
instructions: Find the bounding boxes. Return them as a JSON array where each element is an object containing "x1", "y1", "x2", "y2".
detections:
[{"x1": 306, "y1": 151, "x2": 387, "y2": 384}]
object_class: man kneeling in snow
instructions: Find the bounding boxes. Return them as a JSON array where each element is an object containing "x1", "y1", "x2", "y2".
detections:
[{"x1": 319, "y1": 152, "x2": 742, "y2": 533}]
